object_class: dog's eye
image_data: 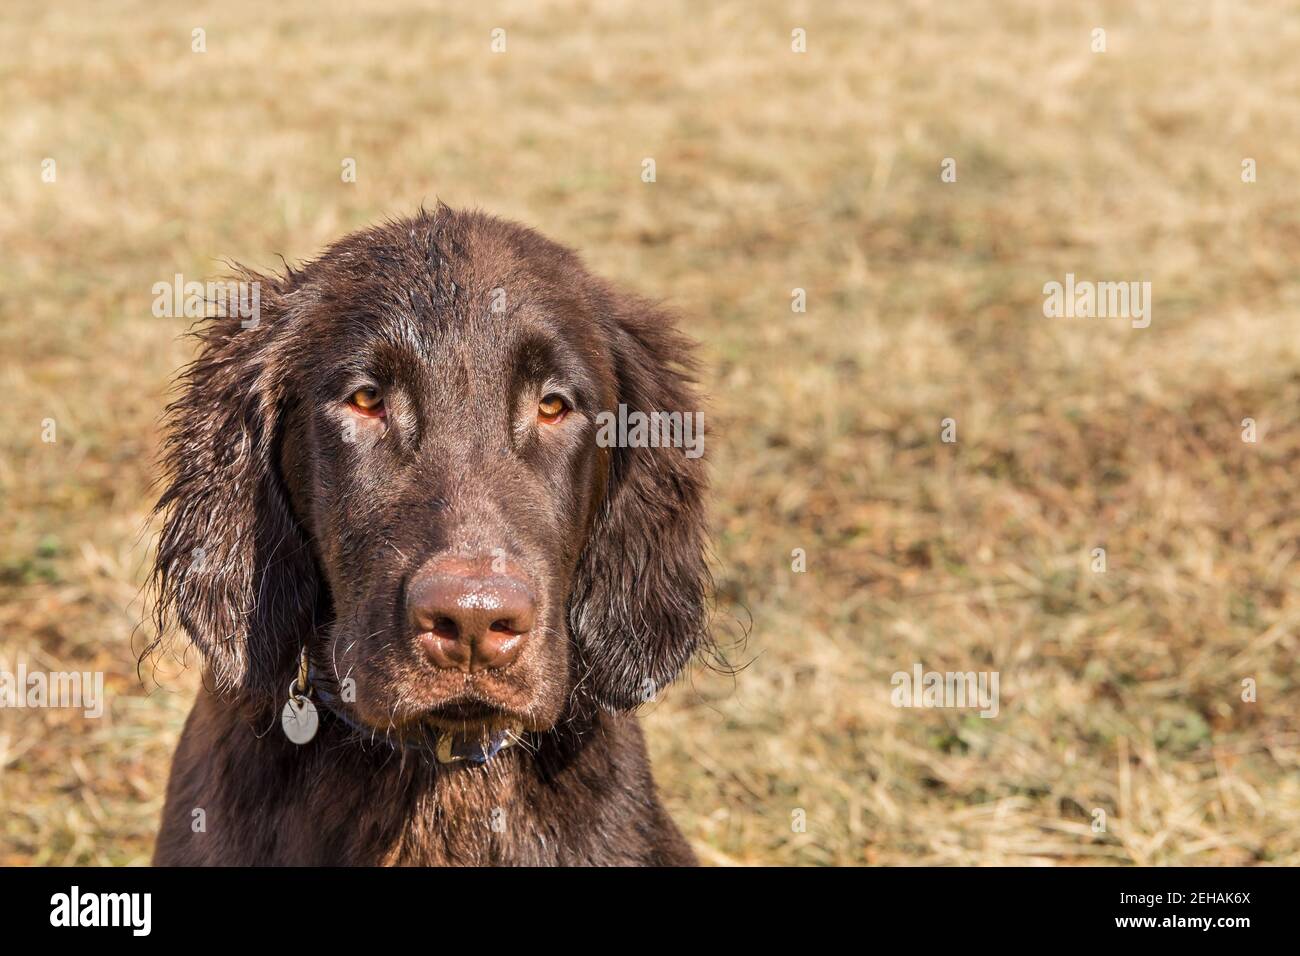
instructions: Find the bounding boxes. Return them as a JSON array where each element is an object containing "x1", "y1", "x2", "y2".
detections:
[
  {"x1": 537, "y1": 394, "x2": 568, "y2": 425},
  {"x1": 349, "y1": 387, "x2": 385, "y2": 415}
]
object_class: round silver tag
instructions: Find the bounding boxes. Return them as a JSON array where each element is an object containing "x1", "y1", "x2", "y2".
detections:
[{"x1": 281, "y1": 695, "x2": 318, "y2": 745}]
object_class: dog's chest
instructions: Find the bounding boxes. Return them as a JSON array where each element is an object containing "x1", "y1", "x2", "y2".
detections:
[{"x1": 367, "y1": 765, "x2": 566, "y2": 866}]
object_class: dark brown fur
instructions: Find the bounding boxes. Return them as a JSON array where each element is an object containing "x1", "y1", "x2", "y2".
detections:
[{"x1": 150, "y1": 205, "x2": 710, "y2": 865}]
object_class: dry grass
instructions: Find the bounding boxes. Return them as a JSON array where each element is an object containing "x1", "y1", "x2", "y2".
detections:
[{"x1": 2, "y1": 0, "x2": 1298, "y2": 865}]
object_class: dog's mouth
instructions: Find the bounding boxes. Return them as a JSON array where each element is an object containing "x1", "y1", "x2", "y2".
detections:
[
  {"x1": 420, "y1": 699, "x2": 520, "y2": 731},
  {"x1": 310, "y1": 662, "x2": 532, "y2": 741}
]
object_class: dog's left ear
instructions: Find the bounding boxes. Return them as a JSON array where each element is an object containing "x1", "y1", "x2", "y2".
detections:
[{"x1": 569, "y1": 290, "x2": 712, "y2": 710}]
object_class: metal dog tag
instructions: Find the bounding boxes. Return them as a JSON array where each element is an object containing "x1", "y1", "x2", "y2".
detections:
[{"x1": 281, "y1": 695, "x2": 319, "y2": 745}]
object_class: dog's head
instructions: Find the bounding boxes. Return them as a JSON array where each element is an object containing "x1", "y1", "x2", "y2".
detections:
[{"x1": 152, "y1": 206, "x2": 709, "y2": 741}]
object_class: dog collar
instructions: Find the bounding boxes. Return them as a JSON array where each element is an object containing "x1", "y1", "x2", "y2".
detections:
[
  {"x1": 308, "y1": 667, "x2": 522, "y2": 765},
  {"x1": 435, "y1": 728, "x2": 518, "y2": 765}
]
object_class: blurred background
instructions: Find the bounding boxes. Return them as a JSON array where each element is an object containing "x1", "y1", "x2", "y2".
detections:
[{"x1": 2, "y1": 0, "x2": 1299, "y2": 865}]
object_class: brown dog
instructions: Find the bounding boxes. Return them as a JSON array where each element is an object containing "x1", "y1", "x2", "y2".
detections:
[{"x1": 150, "y1": 205, "x2": 711, "y2": 865}]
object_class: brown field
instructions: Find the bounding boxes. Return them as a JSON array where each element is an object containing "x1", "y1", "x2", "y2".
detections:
[{"x1": 2, "y1": 0, "x2": 1298, "y2": 865}]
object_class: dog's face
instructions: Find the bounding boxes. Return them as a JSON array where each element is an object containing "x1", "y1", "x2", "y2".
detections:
[
  {"x1": 152, "y1": 206, "x2": 710, "y2": 740},
  {"x1": 276, "y1": 233, "x2": 618, "y2": 734}
]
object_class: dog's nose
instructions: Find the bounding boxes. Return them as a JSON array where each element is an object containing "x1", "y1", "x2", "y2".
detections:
[{"x1": 407, "y1": 557, "x2": 536, "y2": 672}]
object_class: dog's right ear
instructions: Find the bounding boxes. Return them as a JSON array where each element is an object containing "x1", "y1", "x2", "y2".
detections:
[{"x1": 150, "y1": 270, "x2": 317, "y2": 701}]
